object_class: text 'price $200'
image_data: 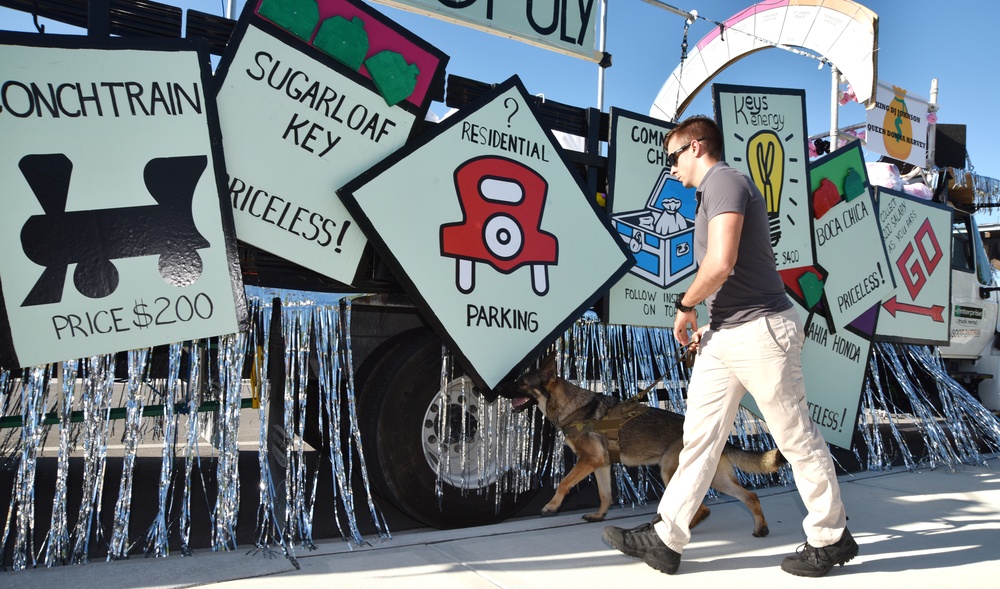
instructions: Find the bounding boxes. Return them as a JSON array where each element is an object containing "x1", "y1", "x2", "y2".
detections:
[{"x1": 51, "y1": 292, "x2": 216, "y2": 340}]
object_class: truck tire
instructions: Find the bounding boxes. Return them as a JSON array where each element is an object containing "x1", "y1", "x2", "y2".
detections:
[{"x1": 358, "y1": 327, "x2": 548, "y2": 529}]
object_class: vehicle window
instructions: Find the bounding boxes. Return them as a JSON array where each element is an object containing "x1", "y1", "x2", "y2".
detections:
[
  {"x1": 973, "y1": 227, "x2": 995, "y2": 286},
  {"x1": 952, "y1": 220, "x2": 973, "y2": 273}
]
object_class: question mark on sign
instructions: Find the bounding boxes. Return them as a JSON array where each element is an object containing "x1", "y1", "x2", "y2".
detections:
[{"x1": 504, "y1": 97, "x2": 519, "y2": 128}]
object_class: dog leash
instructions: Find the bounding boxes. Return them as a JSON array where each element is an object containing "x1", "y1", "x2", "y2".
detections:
[{"x1": 631, "y1": 343, "x2": 693, "y2": 403}]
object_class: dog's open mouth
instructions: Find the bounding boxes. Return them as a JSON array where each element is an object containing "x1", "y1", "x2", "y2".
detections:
[
  {"x1": 509, "y1": 395, "x2": 537, "y2": 413},
  {"x1": 492, "y1": 380, "x2": 538, "y2": 413}
]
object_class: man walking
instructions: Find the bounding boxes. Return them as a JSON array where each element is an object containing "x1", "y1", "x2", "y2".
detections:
[{"x1": 602, "y1": 115, "x2": 857, "y2": 577}]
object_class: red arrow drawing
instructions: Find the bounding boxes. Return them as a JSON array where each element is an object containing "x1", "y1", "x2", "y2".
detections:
[{"x1": 882, "y1": 296, "x2": 945, "y2": 322}]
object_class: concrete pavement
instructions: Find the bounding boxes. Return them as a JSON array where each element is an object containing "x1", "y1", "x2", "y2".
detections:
[{"x1": 5, "y1": 453, "x2": 1000, "y2": 588}]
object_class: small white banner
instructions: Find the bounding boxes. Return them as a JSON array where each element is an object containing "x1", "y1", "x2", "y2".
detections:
[{"x1": 866, "y1": 81, "x2": 930, "y2": 168}]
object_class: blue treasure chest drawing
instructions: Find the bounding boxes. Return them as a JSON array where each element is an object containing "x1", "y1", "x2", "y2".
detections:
[{"x1": 610, "y1": 169, "x2": 697, "y2": 288}]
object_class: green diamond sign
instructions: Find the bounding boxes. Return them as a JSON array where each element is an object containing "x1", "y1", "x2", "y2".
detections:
[{"x1": 339, "y1": 76, "x2": 633, "y2": 389}]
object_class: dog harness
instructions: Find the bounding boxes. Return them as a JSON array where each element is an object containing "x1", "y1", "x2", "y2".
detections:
[
  {"x1": 561, "y1": 399, "x2": 649, "y2": 464},
  {"x1": 555, "y1": 346, "x2": 689, "y2": 464}
]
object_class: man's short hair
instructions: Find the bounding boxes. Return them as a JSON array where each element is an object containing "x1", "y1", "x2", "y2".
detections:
[{"x1": 664, "y1": 115, "x2": 722, "y2": 160}]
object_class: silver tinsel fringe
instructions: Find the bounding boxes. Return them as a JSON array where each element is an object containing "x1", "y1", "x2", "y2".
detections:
[
  {"x1": 243, "y1": 290, "x2": 386, "y2": 561},
  {"x1": 248, "y1": 300, "x2": 282, "y2": 554},
  {"x1": 3, "y1": 295, "x2": 1000, "y2": 570},
  {"x1": 145, "y1": 343, "x2": 181, "y2": 558},
  {"x1": 339, "y1": 298, "x2": 390, "y2": 544},
  {"x1": 315, "y1": 301, "x2": 389, "y2": 546},
  {"x1": 70, "y1": 355, "x2": 115, "y2": 565},
  {"x1": 179, "y1": 342, "x2": 204, "y2": 557},
  {"x1": 8, "y1": 365, "x2": 50, "y2": 570},
  {"x1": 929, "y1": 168, "x2": 1000, "y2": 208},
  {"x1": 856, "y1": 343, "x2": 1000, "y2": 472},
  {"x1": 213, "y1": 333, "x2": 246, "y2": 553},
  {"x1": 108, "y1": 349, "x2": 148, "y2": 560},
  {"x1": 42, "y1": 360, "x2": 78, "y2": 567}
]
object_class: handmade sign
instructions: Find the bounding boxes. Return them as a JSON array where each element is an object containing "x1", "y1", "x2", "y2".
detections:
[
  {"x1": 370, "y1": 0, "x2": 601, "y2": 62},
  {"x1": 866, "y1": 81, "x2": 930, "y2": 169},
  {"x1": 875, "y1": 187, "x2": 952, "y2": 345},
  {"x1": 605, "y1": 108, "x2": 697, "y2": 327},
  {"x1": 808, "y1": 142, "x2": 895, "y2": 335},
  {"x1": 339, "y1": 76, "x2": 633, "y2": 389},
  {"x1": 0, "y1": 34, "x2": 246, "y2": 369},
  {"x1": 714, "y1": 84, "x2": 814, "y2": 272},
  {"x1": 779, "y1": 264, "x2": 833, "y2": 338},
  {"x1": 215, "y1": 0, "x2": 447, "y2": 284}
]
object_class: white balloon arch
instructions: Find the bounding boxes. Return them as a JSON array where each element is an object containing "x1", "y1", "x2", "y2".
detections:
[{"x1": 649, "y1": 0, "x2": 878, "y2": 122}]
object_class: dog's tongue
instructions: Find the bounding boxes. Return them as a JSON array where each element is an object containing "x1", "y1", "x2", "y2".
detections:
[{"x1": 510, "y1": 396, "x2": 533, "y2": 413}]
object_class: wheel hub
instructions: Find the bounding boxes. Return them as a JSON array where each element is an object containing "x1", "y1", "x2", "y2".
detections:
[{"x1": 421, "y1": 376, "x2": 500, "y2": 489}]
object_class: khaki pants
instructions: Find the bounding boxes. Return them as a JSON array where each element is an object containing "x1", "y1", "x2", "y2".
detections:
[{"x1": 654, "y1": 307, "x2": 847, "y2": 552}]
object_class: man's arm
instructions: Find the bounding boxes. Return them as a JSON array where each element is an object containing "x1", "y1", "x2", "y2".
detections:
[{"x1": 673, "y1": 211, "x2": 744, "y2": 345}]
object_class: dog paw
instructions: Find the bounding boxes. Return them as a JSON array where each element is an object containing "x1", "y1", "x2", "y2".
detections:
[
  {"x1": 540, "y1": 506, "x2": 558, "y2": 516},
  {"x1": 753, "y1": 525, "x2": 770, "y2": 538},
  {"x1": 583, "y1": 513, "x2": 606, "y2": 522}
]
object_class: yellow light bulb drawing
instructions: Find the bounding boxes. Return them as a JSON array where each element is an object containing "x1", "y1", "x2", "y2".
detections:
[{"x1": 747, "y1": 131, "x2": 784, "y2": 247}]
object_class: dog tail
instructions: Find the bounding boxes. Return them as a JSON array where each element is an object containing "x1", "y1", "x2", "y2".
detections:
[{"x1": 722, "y1": 444, "x2": 787, "y2": 474}]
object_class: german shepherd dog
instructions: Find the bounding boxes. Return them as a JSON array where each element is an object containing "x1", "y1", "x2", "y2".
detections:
[{"x1": 497, "y1": 354, "x2": 786, "y2": 537}]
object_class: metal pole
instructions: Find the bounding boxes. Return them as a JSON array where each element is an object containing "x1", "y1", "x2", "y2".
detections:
[
  {"x1": 830, "y1": 65, "x2": 839, "y2": 152},
  {"x1": 641, "y1": 0, "x2": 697, "y2": 22},
  {"x1": 597, "y1": 0, "x2": 608, "y2": 111},
  {"x1": 227, "y1": 0, "x2": 237, "y2": 19},
  {"x1": 88, "y1": 0, "x2": 110, "y2": 38},
  {"x1": 927, "y1": 78, "x2": 939, "y2": 169}
]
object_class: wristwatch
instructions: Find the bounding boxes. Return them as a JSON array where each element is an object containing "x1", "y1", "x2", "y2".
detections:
[{"x1": 675, "y1": 292, "x2": 696, "y2": 313}]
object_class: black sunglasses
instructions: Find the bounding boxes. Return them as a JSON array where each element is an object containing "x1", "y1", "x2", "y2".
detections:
[{"x1": 666, "y1": 137, "x2": 705, "y2": 168}]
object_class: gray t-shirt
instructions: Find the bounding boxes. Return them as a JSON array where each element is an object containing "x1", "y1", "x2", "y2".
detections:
[{"x1": 694, "y1": 162, "x2": 790, "y2": 329}]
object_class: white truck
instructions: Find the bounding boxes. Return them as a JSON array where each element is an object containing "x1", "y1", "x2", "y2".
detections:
[{"x1": 939, "y1": 203, "x2": 1000, "y2": 410}]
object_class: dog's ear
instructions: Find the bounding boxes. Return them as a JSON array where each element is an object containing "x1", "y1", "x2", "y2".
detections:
[{"x1": 540, "y1": 352, "x2": 558, "y2": 383}]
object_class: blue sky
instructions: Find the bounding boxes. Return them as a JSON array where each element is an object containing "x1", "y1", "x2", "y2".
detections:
[{"x1": 3, "y1": 0, "x2": 999, "y2": 222}]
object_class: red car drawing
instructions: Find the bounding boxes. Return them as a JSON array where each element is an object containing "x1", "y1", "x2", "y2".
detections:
[{"x1": 440, "y1": 156, "x2": 558, "y2": 295}]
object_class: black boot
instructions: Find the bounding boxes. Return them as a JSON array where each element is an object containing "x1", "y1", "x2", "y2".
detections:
[
  {"x1": 781, "y1": 528, "x2": 859, "y2": 577},
  {"x1": 602, "y1": 517, "x2": 681, "y2": 575}
]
